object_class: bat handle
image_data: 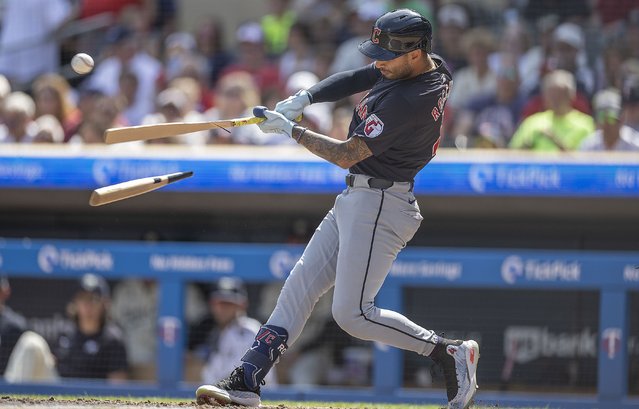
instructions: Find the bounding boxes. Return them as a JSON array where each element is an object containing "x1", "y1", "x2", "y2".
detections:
[{"x1": 252, "y1": 106, "x2": 303, "y2": 122}]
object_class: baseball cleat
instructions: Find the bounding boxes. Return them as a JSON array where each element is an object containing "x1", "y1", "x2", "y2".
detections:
[
  {"x1": 445, "y1": 340, "x2": 480, "y2": 409},
  {"x1": 196, "y1": 367, "x2": 261, "y2": 407}
]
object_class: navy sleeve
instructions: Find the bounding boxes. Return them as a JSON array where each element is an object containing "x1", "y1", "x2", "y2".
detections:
[
  {"x1": 352, "y1": 93, "x2": 424, "y2": 156},
  {"x1": 308, "y1": 64, "x2": 381, "y2": 103}
]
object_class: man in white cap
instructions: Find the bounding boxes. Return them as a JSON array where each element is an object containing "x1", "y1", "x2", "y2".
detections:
[{"x1": 580, "y1": 88, "x2": 639, "y2": 151}]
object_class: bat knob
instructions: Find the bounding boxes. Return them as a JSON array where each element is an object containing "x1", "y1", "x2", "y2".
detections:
[{"x1": 253, "y1": 106, "x2": 267, "y2": 118}]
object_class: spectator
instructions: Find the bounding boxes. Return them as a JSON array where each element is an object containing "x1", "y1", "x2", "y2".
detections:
[
  {"x1": 0, "y1": 92, "x2": 38, "y2": 143},
  {"x1": 141, "y1": 87, "x2": 207, "y2": 145},
  {"x1": 4, "y1": 274, "x2": 128, "y2": 382},
  {"x1": 195, "y1": 18, "x2": 234, "y2": 87},
  {"x1": 447, "y1": 27, "x2": 497, "y2": 110},
  {"x1": 0, "y1": 276, "x2": 26, "y2": 377},
  {"x1": 622, "y1": 75, "x2": 639, "y2": 131},
  {"x1": 519, "y1": 14, "x2": 560, "y2": 94},
  {"x1": 278, "y1": 22, "x2": 317, "y2": 82},
  {"x1": 550, "y1": 22, "x2": 595, "y2": 97},
  {"x1": 33, "y1": 115, "x2": 65, "y2": 144},
  {"x1": 221, "y1": 22, "x2": 281, "y2": 101},
  {"x1": 580, "y1": 88, "x2": 639, "y2": 151},
  {"x1": 0, "y1": 0, "x2": 75, "y2": 85},
  {"x1": 204, "y1": 72, "x2": 265, "y2": 145},
  {"x1": 509, "y1": 70, "x2": 594, "y2": 151},
  {"x1": 164, "y1": 32, "x2": 209, "y2": 84},
  {"x1": 32, "y1": 74, "x2": 81, "y2": 141},
  {"x1": 452, "y1": 60, "x2": 526, "y2": 148},
  {"x1": 432, "y1": 3, "x2": 471, "y2": 72},
  {"x1": 87, "y1": 25, "x2": 162, "y2": 126},
  {"x1": 261, "y1": 0, "x2": 296, "y2": 57},
  {"x1": 328, "y1": 4, "x2": 385, "y2": 75},
  {"x1": 191, "y1": 278, "x2": 277, "y2": 387}
]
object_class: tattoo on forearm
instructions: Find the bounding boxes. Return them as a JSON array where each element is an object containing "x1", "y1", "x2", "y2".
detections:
[{"x1": 298, "y1": 129, "x2": 372, "y2": 168}]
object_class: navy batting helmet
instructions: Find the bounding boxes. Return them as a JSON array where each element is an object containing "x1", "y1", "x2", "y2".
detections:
[{"x1": 358, "y1": 9, "x2": 432, "y2": 61}]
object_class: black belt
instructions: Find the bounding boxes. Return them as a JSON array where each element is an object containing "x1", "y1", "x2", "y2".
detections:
[{"x1": 345, "y1": 174, "x2": 395, "y2": 189}]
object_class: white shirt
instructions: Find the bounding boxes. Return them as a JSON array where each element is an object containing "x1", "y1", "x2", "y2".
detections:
[
  {"x1": 88, "y1": 53, "x2": 162, "y2": 126},
  {"x1": 447, "y1": 67, "x2": 497, "y2": 110},
  {"x1": 201, "y1": 316, "x2": 277, "y2": 386},
  {"x1": 0, "y1": 0, "x2": 71, "y2": 83},
  {"x1": 580, "y1": 126, "x2": 639, "y2": 151}
]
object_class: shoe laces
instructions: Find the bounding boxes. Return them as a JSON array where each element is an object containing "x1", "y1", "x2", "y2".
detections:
[{"x1": 216, "y1": 367, "x2": 265, "y2": 392}]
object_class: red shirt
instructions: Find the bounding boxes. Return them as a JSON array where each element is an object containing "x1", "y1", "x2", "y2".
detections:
[{"x1": 80, "y1": 0, "x2": 143, "y2": 19}]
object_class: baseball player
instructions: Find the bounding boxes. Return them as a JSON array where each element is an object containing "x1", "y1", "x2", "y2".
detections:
[{"x1": 196, "y1": 9, "x2": 479, "y2": 409}]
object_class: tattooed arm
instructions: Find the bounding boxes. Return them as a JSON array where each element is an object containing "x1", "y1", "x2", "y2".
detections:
[{"x1": 292, "y1": 126, "x2": 372, "y2": 169}]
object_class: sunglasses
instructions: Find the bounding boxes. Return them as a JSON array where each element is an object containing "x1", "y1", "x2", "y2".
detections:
[{"x1": 596, "y1": 110, "x2": 619, "y2": 125}]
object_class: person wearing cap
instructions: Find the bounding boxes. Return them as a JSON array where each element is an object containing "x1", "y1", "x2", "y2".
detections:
[
  {"x1": 580, "y1": 88, "x2": 639, "y2": 151},
  {"x1": 0, "y1": 276, "x2": 26, "y2": 377},
  {"x1": 4, "y1": 274, "x2": 128, "y2": 382},
  {"x1": 191, "y1": 278, "x2": 276, "y2": 387},
  {"x1": 197, "y1": 9, "x2": 480, "y2": 409},
  {"x1": 510, "y1": 70, "x2": 594, "y2": 151},
  {"x1": 622, "y1": 75, "x2": 639, "y2": 131}
]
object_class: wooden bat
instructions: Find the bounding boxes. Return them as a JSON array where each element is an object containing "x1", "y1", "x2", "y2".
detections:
[
  {"x1": 104, "y1": 117, "x2": 265, "y2": 144},
  {"x1": 89, "y1": 171, "x2": 194, "y2": 207}
]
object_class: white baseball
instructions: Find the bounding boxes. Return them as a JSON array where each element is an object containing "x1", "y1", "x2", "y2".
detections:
[{"x1": 71, "y1": 53, "x2": 94, "y2": 75}]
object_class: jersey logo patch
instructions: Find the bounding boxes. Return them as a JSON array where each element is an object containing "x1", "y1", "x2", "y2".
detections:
[{"x1": 364, "y1": 114, "x2": 384, "y2": 138}]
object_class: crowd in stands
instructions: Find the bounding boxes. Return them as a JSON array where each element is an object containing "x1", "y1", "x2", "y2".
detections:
[{"x1": 0, "y1": 0, "x2": 638, "y2": 151}]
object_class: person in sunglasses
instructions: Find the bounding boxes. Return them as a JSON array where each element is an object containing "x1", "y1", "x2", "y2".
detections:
[
  {"x1": 196, "y1": 9, "x2": 479, "y2": 409},
  {"x1": 580, "y1": 88, "x2": 639, "y2": 151}
]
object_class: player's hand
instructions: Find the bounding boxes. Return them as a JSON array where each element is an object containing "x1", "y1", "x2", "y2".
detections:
[
  {"x1": 254, "y1": 107, "x2": 295, "y2": 137},
  {"x1": 275, "y1": 90, "x2": 311, "y2": 120}
]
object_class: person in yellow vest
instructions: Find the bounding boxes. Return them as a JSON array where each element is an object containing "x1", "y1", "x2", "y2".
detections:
[
  {"x1": 509, "y1": 69, "x2": 594, "y2": 151},
  {"x1": 261, "y1": 0, "x2": 296, "y2": 57}
]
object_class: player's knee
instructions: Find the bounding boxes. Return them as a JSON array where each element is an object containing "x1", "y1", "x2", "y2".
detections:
[{"x1": 332, "y1": 303, "x2": 367, "y2": 338}]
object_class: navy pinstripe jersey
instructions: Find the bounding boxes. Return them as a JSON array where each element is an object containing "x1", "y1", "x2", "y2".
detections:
[{"x1": 349, "y1": 56, "x2": 452, "y2": 183}]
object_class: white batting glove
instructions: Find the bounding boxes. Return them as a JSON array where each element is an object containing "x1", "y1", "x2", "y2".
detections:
[
  {"x1": 256, "y1": 108, "x2": 295, "y2": 137},
  {"x1": 275, "y1": 90, "x2": 312, "y2": 120}
]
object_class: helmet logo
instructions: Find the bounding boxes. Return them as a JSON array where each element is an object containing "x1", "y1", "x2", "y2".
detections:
[{"x1": 371, "y1": 28, "x2": 381, "y2": 44}]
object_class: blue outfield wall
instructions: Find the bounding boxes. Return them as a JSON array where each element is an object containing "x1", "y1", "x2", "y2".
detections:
[
  {"x1": 0, "y1": 149, "x2": 639, "y2": 197},
  {"x1": 0, "y1": 238, "x2": 638, "y2": 408}
]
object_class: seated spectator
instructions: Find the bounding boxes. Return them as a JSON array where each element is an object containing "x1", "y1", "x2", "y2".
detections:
[
  {"x1": 221, "y1": 22, "x2": 281, "y2": 101},
  {"x1": 279, "y1": 22, "x2": 317, "y2": 82},
  {"x1": 0, "y1": 276, "x2": 26, "y2": 377},
  {"x1": 204, "y1": 72, "x2": 265, "y2": 145},
  {"x1": 509, "y1": 70, "x2": 594, "y2": 151},
  {"x1": 580, "y1": 88, "x2": 639, "y2": 151},
  {"x1": 141, "y1": 87, "x2": 207, "y2": 145},
  {"x1": 452, "y1": 60, "x2": 526, "y2": 148},
  {"x1": 261, "y1": 0, "x2": 296, "y2": 57},
  {"x1": 4, "y1": 274, "x2": 128, "y2": 382},
  {"x1": 447, "y1": 27, "x2": 497, "y2": 111},
  {"x1": 32, "y1": 74, "x2": 81, "y2": 142},
  {"x1": 33, "y1": 115, "x2": 65, "y2": 144},
  {"x1": 195, "y1": 18, "x2": 234, "y2": 87},
  {"x1": 622, "y1": 75, "x2": 639, "y2": 131},
  {"x1": 432, "y1": 3, "x2": 471, "y2": 72},
  {"x1": 0, "y1": 92, "x2": 38, "y2": 143},
  {"x1": 190, "y1": 277, "x2": 276, "y2": 387}
]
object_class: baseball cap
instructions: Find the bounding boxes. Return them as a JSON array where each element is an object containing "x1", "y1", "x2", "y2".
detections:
[
  {"x1": 209, "y1": 277, "x2": 248, "y2": 305},
  {"x1": 622, "y1": 76, "x2": 639, "y2": 105},
  {"x1": 236, "y1": 22, "x2": 263, "y2": 44},
  {"x1": 593, "y1": 89, "x2": 622, "y2": 122},
  {"x1": 437, "y1": 4, "x2": 469, "y2": 28},
  {"x1": 75, "y1": 273, "x2": 110, "y2": 298},
  {"x1": 553, "y1": 22, "x2": 584, "y2": 49}
]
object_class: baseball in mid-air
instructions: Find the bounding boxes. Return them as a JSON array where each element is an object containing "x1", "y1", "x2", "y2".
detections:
[{"x1": 71, "y1": 53, "x2": 94, "y2": 75}]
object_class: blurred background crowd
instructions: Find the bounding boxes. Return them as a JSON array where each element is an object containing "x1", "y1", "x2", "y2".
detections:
[{"x1": 0, "y1": 0, "x2": 638, "y2": 150}]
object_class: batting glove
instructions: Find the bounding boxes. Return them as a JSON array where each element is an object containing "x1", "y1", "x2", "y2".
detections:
[
  {"x1": 255, "y1": 107, "x2": 295, "y2": 137},
  {"x1": 275, "y1": 90, "x2": 312, "y2": 120}
]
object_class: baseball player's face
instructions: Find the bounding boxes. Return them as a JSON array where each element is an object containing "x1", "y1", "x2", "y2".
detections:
[{"x1": 375, "y1": 54, "x2": 413, "y2": 80}]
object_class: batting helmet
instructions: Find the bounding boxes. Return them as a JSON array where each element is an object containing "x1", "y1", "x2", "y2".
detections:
[{"x1": 358, "y1": 9, "x2": 432, "y2": 61}]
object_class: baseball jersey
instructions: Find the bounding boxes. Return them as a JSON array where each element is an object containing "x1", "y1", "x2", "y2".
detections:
[
  {"x1": 349, "y1": 56, "x2": 452, "y2": 182},
  {"x1": 53, "y1": 323, "x2": 128, "y2": 379}
]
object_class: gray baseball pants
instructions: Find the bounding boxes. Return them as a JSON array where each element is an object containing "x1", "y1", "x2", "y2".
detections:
[{"x1": 267, "y1": 173, "x2": 438, "y2": 356}]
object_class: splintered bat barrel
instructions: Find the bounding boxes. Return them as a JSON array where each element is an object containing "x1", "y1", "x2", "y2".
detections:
[
  {"x1": 104, "y1": 117, "x2": 265, "y2": 144},
  {"x1": 89, "y1": 171, "x2": 194, "y2": 206}
]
